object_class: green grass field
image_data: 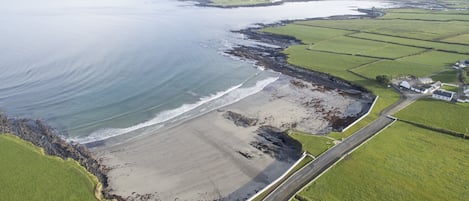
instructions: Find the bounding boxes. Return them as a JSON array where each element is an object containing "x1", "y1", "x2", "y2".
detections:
[
  {"x1": 296, "y1": 19, "x2": 469, "y2": 40},
  {"x1": 431, "y1": 69, "x2": 459, "y2": 84},
  {"x1": 381, "y1": 12, "x2": 469, "y2": 21},
  {"x1": 295, "y1": 122, "x2": 469, "y2": 201},
  {"x1": 259, "y1": 7, "x2": 469, "y2": 201},
  {"x1": 283, "y1": 45, "x2": 377, "y2": 80},
  {"x1": 350, "y1": 32, "x2": 469, "y2": 54},
  {"x1": 441, "y1": 84, "x2": 459, "y2": 92},
  {"x1": 352, "y1": 59, "x2": 451, "y2": 80},
  {"x1": 395, "y1": 99, "x2": 469, "y2": 135},
  {"x1": 397, "y1": 50, "x2": 467, "y2": 67},
  {"x1": 262, "y1": 24, "x2": 352, "y2": 44},
  {"x1": 0, "y1": 134, "x2": 98, "y2": 201},
  {"x1": 443, "y1": 33, "x2": 469, "y2": 44},
  {"x1": 289, "y1": 131, "x2": 334, "y2": 157},
  {"x1": 308, "y1": 36, "x2": 424, "y2": 59}
]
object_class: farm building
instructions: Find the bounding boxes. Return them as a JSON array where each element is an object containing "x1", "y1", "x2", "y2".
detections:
[
  {"x1": 432, "y1": 90, "x2": 455, "y2": 102},
  {"x1": 399, "y1": 78, "x2": 438, "y2": 94},
  {"x1": 454, "y1": 60, "x2": 468, "y2": 69}
]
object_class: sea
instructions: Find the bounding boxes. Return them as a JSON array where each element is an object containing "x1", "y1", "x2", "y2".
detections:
[{"x1": 0, "y1": 0, "x2": 387, "y2": 143}]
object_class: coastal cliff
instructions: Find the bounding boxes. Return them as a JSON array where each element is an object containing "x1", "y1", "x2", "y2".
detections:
[{"x1": 0, "y1": 113, "x2": 126, "y2": 201}]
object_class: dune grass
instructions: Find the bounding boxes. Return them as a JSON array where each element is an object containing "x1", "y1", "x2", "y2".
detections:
[
  {"x1": 296, "y1": 122, "x2": 469, "y2": 201},
  {"x1": 0, "y1": 134, "x2": 98, "y2": 201}
]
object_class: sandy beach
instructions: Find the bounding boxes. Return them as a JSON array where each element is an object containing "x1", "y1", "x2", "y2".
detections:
[{"x1": 92, "y1": 75, "x2": 371, "y2": 201}]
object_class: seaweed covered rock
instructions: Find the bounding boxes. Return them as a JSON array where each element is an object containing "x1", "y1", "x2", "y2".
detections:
[{"x1": 223, "y1": 111, "x2": 258, "y2": 127}]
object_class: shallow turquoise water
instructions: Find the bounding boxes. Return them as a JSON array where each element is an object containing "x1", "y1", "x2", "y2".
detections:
[{"x1": 0, "y1": 0, "x2": 385, "y2": 142}]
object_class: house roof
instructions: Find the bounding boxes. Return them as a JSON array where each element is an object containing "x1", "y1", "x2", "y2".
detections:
[{"x1": 433, "y1": 90, "x2": 454, "y2": 98}]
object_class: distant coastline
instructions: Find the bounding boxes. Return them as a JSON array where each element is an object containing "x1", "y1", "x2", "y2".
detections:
[{"x1": 180, "y1": 0, "x2": 314, "y2": 8}]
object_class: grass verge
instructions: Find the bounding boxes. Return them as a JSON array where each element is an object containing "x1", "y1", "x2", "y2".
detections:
[
  {"x1": 296, "y1": 122, "x2": 469, "y2": 201},
  {"x1": 0, "y1": 134, "x2": 99, "y2": 201}
]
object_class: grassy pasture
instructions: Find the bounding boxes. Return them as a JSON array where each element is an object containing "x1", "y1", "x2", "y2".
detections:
[
  {"x1": 442, "y1": 33, "x2": 469, "y2": 44},
  {"x1": 397, "y1": 50, "x2": 467, "y2": 67},
  {"x1": 296, "y1": 122, "x2": 469, "y2": 201},
  {"x1": 283, "y1": 45, "x2": 377, "y2": 80},
  {"x1": 381, "y1": 12, "x2": 469, "y2": 21},
  {"x1": 289, "y1": 131, "x2": 334, "y2": 157},
  {"x1": 441, "y1": 84, "x2": 459, "y2": 92},
  {"x1": 352, "y1": 51, "x2": 468, "y2": 80},
  {"x1": 308, "y1": 36, "x2": 424, "y2": 59},
  {"x1": 352, "y1": 60, "x2": 443, "y2": 79},
  {"x1": 395, "y1": 99, "x2": 469, "y2": 135},
  {"x1": 431, "y1": 69, "x2": 459, "y2": 84},
  {"x1": 385, "y1": 8, "x2": 469, "y2": 14},
  {"x1": 262, "y1": 24, "x2": 352, "y2": 44},
  {"x1": 350, "y1": 32, "x2": 469, "y2": 54},
  {"x1": 0, "y1": 134, "x2": 98, "y2": 201},
  {"x1": 296, "y1": 19, "x2": 469, "y2": 40}
]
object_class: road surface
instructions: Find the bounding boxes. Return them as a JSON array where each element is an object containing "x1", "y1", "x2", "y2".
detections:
[{"x1": 263, "y1": 89, "x2": 421, "y2": 201}]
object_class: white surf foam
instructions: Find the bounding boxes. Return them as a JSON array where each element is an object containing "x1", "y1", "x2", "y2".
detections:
[{"x1": 72, "y1": 76, "x2": 279, "y2": 144}]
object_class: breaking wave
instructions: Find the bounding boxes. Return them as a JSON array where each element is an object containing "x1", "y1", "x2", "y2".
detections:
[{"x1": 72, "y1": 76, "x2": 279, "y2": 144}]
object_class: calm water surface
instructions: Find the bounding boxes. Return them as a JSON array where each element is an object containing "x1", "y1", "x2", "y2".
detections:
[{"x1": 0, "y1": 0, "x2": 386, "y2": 142}]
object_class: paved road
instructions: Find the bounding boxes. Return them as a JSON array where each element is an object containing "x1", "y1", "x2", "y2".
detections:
[
  {"x1": 263, "y1": 116, "x2": 395, "y2": 201},
  {"x1": 263, "y1": 88, "x2": 420, "y2": 201}
]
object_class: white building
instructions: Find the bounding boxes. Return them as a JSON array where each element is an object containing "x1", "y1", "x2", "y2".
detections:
[
  {"x1": 432, "y1": 90, "x2": 455, "y2": 102},
  {"x1": 399, "y1": 80, "x2": 432, "y2": 94}
]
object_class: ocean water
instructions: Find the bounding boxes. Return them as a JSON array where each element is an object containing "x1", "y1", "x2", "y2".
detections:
[{"x1": 0, "y1": 0, "x2": 386, "y2": 143}]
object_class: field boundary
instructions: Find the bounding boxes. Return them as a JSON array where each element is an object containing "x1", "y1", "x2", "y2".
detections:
[
  {"x1": 342, "y1": 96, "x2": 379, "y2": 132},
  {"x1": 247, "y1": 152, "x2": 309, "y2": 201},
  {"x1": 288, "y1": 116, "x2": 397, "y2": 201},
  {"x1": 397, "y1": 119, "x2": 469, "y2": 139}
]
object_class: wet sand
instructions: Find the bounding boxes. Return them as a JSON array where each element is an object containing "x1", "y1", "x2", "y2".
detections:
[{"x1": 92, "y1": 76, "x2": 371, "y2": 200}]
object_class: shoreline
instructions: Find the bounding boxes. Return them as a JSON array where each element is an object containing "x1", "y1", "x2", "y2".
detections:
[
  {"x1": 0, "y1": 8, "x2": 381, "y2": 201},
  {"x1": 93, "y1": 75, "x2": 372, "y2": 200},
  {"x1": 0, "y1": 1, "x2": 460, "y2": 200}
]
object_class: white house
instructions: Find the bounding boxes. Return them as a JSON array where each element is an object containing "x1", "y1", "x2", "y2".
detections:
[
  {"x1": 399, "y1": 80, "x2": 431, "y2": 94},
  {"x1": 432, "y1": 90, "x2": 455, "y2": 102}
]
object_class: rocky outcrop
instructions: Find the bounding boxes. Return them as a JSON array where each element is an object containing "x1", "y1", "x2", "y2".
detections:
[
  {"x1": 0, "y1": 113, "x2": 125, "y2": 201},
  {"x1": 251, "y1": 126, "x2": 301, "y2": 162},
  {"x1": 223, "y1": 111, "x2": 258, "y2": 127}
]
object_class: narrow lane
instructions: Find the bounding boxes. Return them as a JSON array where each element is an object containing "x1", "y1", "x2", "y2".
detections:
[{"x1": 263, "y1": 115, "x2": 395, "y2": 201}]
